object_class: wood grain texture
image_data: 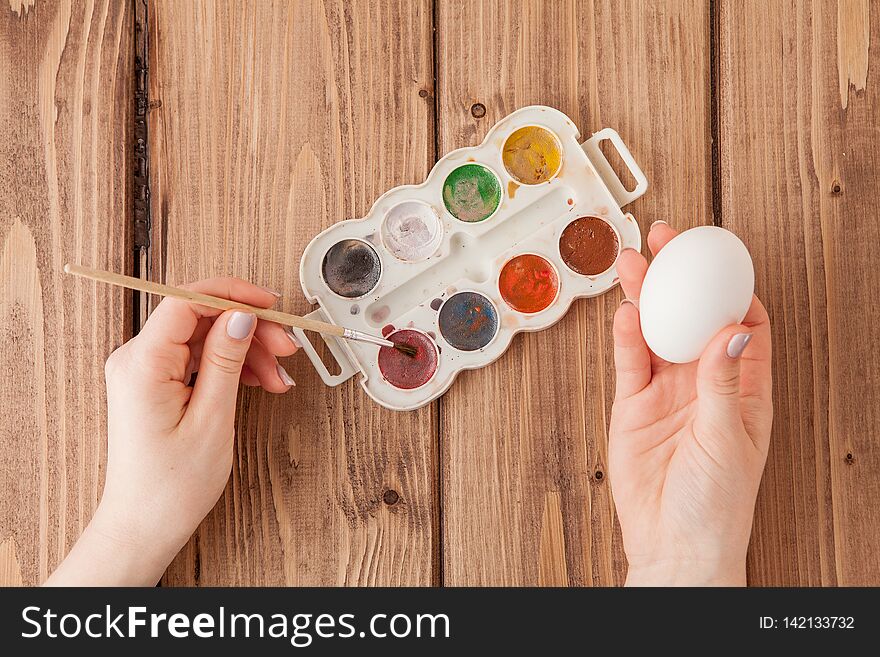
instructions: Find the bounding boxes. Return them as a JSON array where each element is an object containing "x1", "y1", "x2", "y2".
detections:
[
  {"x1": 720, "y1": 0, "x2": 880, "y2": 585},
  {"x1": 436, "y1": 0, "x2": 713, "y2": 585},
  {"x1": 0, "y1": 0, "x2": 132, "y2": 585},
  {"x1": 148, "y1": 0, "x2": 437, "y2": 585},
  {"x1": 3, "y1": 0, "x2": 876, "y2": 588}
]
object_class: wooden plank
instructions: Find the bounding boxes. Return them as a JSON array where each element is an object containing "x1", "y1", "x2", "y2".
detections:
[
  {"x1": 720, "y1": 0, "x2": 880, "y2": 585},
  {"x1": 436, "y1": 0, "x2": 713, "y2": 585},
  {"x1": 0, "y1": 0, "x2": 132, "y2": 585},
  {"x1": 149, "y1": 0, "x2": 437, "y2": 585}
]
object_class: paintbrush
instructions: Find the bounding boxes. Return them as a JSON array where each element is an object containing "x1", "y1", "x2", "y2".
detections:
[{"x1": 63, "y1": 263, "x2": 418, "y2": 357}]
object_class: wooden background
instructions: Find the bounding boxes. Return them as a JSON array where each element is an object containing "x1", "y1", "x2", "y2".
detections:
[{"x1": 1, "y1": 0, "x2": 877, "y2": 586}]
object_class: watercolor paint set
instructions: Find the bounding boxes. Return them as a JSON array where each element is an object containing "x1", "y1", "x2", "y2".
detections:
[{"x1": 293, "y1": 106, "x2": 648, "y2": 411}]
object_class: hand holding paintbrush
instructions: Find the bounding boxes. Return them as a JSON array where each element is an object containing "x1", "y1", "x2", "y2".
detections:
[{"x1": 63, "y1": 263, "x2": 417, "y2": 357}]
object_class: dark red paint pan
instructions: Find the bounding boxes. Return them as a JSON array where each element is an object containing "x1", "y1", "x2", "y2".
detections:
[{"x1": 377, "y1": 329, "x2": 439, "y2": 390}]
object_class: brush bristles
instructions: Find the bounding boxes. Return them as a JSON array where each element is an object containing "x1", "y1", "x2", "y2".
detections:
[{"x1": 393, "y1": 343, "x2": 419, "y2": 358}]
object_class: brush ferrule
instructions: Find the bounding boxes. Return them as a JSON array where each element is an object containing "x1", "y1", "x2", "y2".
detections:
[{"x1": 341, "y1": 328, "x2": 395, "y2": 349}]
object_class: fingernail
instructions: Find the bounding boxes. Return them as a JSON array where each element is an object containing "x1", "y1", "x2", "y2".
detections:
[
  {"x1": 227, "y1": 311, "x2": 256, "y2": 340},
  {"x1": 276, "y1": 363, "x2": 296, "y2": 387},
  {"x1": 285, "y1": 328, "x2": 302, "y2": 349},
  {"x1": 650, "y1": 220, "x2": 668, "y2": 229},
  {"x1": 726, "y1": 333, "x2": 753, "y2": 359},
  {"x1": 259, "y1": 285, "x2": 282, "y2": 298},
  {"x1": 620, "y1": 298, "x2": 638, "y2": 309}
]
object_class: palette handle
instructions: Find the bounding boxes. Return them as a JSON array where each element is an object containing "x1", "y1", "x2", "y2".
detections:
[
  {"x1": 291, "y1": 308, "x2": 359, "y2": 387},
  {"x1": 581, "y1": 128, "x2": 648, "y2": 208}
]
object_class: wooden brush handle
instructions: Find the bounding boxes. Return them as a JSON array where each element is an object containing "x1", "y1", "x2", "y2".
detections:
[{"x1": 63, "y1": 263, "x2": 345, "y2": 337}]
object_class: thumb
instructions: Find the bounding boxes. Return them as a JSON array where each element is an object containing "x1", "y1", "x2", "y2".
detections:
[
  {"x1": 696, "y1": 325, "x2": 754, "y2": 426},
  {"x1": 189, "y1": 310, "x2": 256, "y2": 423}
]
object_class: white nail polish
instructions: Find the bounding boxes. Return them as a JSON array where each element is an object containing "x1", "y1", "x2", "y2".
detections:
[
  {"x1": 726, "y1": 333, "x2": 753, "y2": 359},
  {"x1": 285, "y1": 328, "x2": 302, "y2": 349},
  {"x1": 260, "y1": 285, "x2": 282, "y2": 298},
  {"x1": 650, "y1": 220, "x2": 668, "y2": 229},
  {"x1": 227, "y1": 312, "x2": 256, "y2": 340},
  {"x1": 276, "y1": 363, "x2": 296, "y2": 386}
]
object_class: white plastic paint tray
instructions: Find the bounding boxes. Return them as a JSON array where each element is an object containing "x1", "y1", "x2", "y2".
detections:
[{"x1": 295, "y1": 106, "x2": 647, "y2": 411}]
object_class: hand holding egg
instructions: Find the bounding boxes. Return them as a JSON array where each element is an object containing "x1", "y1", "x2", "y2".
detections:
[
  {"x1": 608, "y1": 221, "x2": 773, "y2": 586},
  {"x1": 639, "y1": 226, "x2": 755, "y2": 363}
]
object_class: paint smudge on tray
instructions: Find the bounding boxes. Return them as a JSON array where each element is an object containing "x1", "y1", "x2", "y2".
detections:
[
  {"x1": 378, "y1": 329, "x2": 439, "y2": 389},
  {"x1": 438, "y1": 291, "x2": 499, "y2": 351},
  {"x1": 371, "y1": 305, "x2": 390, "y2": 324},
  {"x1": 381, "y1": 201, "x2": 443, "y2": 261},
  {"x1": 322, "y1": 239, "x2": 382, "y2": 298},
  {"x1": 442, "y1": 163, "x2": 501, "y2": 222},
  {"x1": 502, "y1": 126, "x2": 563, "y2": 185},
  {"x1": 499, "y1": 254, "x2": 559, "y2": 313},
  {"x1": 559, "y1": 216, "x2": 619, "y2": 276},
  {"x1": 430, "y1": 298, "x2": 443, "y2": 311}
]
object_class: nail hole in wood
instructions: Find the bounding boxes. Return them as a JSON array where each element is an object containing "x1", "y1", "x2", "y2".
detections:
[
  {"x1": 383, "y1": 489, "x2": 400, "y2": 505},
  {"x1": 594, "y1": 470, "x2": 604, "y2": 482},
  {"x1": 831, "y1": 181, "x2": 842, "y2": 195},
  {"x1": 418, "y1": 89, "x2": 429, "y2": 98},
  {"x1": 471, "y1": 103, "x2": 486, "y2": 119},
  {"x1": 845, "y1": 452, "x2": 854, "y2": 464}
]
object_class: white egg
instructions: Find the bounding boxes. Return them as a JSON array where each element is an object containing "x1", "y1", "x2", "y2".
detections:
[{"x1": 639, "y1": 226, "x2": 754, "y2": 363}]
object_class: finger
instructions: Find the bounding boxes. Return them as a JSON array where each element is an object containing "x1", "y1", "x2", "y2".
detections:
[
  {"x1": 695, "y1": 323, "x2": 753, "y2": 432},
  {"x1": 617, "y1": 248, "x2": 649, "y2": 301},
  {"x1": 183, "y1": 350, "x2": 197, "y2": 385},
  {"x1": 647, "y1": 221, "x2": 679, "y2": 257},
  {"x1": 243, "y1": 337, "x2": 295, "y2": 393},
  {"x1": 139, "y1": 277, "x2": 280, "y2": 348},
  {"x1": 189, "y1": 316, "x2": 212, "y2": 349},
  {"x1": 190, "y1": 324, "x2": 298, "y2": 386},
  {"x1": 738, "y1": 296, "x2": 773, "y2": 449},
  {"x1": 188, "y1": 338, "x2": 204, "y2": 373},
  {"x1": 189, "y1": 310, "x2": 256, "y2": 425},
  {"x1": 180, "y1": 277, "x2": 280, "y2": 309},
  {"x1": 181, "y1": 318, "x2": 211, "y2": 379},
  {"x1": 613, "y1": 300, "x2": 652, "y2": 399},
  {"x1": 741, "y1": 295, "x2": 772, "y2": 359},
  {"x1": 254, "y1": 321, "x2": 300, "y2": 357},
  {"x1": 240, "y1": 365, "x2": 261, "y2": 387}
]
